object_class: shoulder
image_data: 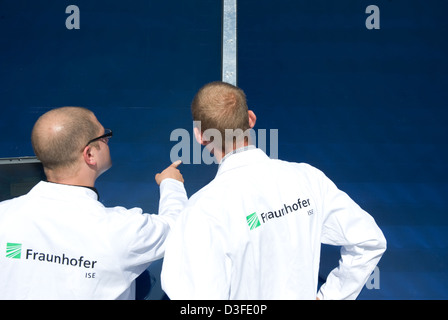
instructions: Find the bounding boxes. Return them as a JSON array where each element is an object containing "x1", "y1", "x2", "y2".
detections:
[
  {"x1": 0, "y1": 197, "x2": 16, "y2": 208},
  {"x1": 179, "y1": 179, "x2": 231, "y2": 228},
  {"x1": 186, "y1": 182, "x2": 220, "y2": 212},
  {"x1": 102, "y1": 206, "x2": 145, "y2": 222},
  {"x1": 269, "y1": 158, "x2": 326, "y2": 178},
  {"x1": 0, "y1": 196, "x2": 23, "y2": 214}
]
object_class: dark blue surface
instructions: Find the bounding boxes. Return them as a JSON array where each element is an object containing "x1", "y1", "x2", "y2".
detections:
[
  {"x1": 238, "y1": 0, "x2": 448, "y2": 299},
  {"x1": 0, "y1": 0, "x2": 221, "y2": 299},
  {"x1": 1, "y1": 0, "x2": 447, "y2": 299},
  {"x1": 0, "y1": 0, "x2": 221, "y2": 203}
]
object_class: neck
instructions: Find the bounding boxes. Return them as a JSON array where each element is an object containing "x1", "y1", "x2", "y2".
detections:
[
  {"x1": 47, "y1": 177, "x2": 95, "y2": 188},
  {"x1": 45, "y1": 167, "x2": 96, "y2": 188},
  {"x1": 214, "y1": 142, "x2": 252, "y2": 163}
]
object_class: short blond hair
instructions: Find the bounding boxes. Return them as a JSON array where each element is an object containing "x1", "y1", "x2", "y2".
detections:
[
  {"x1": 31, "y1": 107, "x2": 100, "y2": 170},
  {"x1": 191, "y1": 81, "x2": 250, "y2": 150}
]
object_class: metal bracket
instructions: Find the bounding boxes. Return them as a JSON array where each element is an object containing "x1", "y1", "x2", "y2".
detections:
[{"x1": 222, "y1": 0, "x2": 237, "y2": 86}]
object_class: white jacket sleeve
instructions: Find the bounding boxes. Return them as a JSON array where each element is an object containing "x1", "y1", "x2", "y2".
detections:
[
  {"x1": 158, "y1": 178, "x2": 188, "y2": 228},
  {"x1": 316, "y1": 170, "x2": 387, "y2": 300},
  {"x1": 161, "y1": 203, "x2": 231, "y2": 300},
  {"x1": 118, "y1": 178, "x2": 188, "y2": 277}
]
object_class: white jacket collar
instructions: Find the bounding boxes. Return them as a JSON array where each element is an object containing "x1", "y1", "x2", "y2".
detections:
[
  {"x1": 216, "y1": 147, "x2": 270, "y2": 176},
  {"x1": 29, "y1": 181, "x2": 99, "y2": 201}
]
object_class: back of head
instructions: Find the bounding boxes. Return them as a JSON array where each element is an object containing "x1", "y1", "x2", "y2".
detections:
[
  {"x1": 191, "y1": 81, "x2": 250, "y2": 150},
  {"x1": 31, "y1": 107, "x2": 100, "y2": 171}
]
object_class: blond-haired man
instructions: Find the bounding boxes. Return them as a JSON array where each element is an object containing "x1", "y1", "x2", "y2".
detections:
[
  {"x1": 0, "y1": 107, "x2": 187, "y2": 299},
  {"x1": 161, "y1": 81, "x2": 386, "y2": 300}
]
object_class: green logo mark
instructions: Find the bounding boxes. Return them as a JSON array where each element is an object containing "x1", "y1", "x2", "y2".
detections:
[
  {"x1": 246, "y1": 212, "x2": 261, "y2": 230},
  {"x1": 6, "y1": 243, "x2": 22, "y2": 259}
]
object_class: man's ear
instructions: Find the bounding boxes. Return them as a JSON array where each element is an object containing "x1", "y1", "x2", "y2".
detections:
[
  {"x1": 193, "y1": 126, "x2": 206, "y2": 146},
  {"x1": 248, "y1": 110, "x2": 257, "y2": 129},
  {"x1": 82, "y1": 145, "x2": 97, "y2": 166}
]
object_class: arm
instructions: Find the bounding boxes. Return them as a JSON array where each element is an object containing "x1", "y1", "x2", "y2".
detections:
[
  {"x1": 316, "y1": 170, "x2": 387, "y2": 300},
  {"x1": 157, "y1": 160, "x2": 188, "y2": 228},
  {"x1": 117, "y1": 161, "x2": 187, "y2": 277},
  {"x1": 161, "y1": 204, "x2": 231, "y2": 299},
  {"x1": 155, "y1": 160, "x2": 184, "y2": 185},
  {"x1": 114, "y1": 161, "x2": 188, "y2": 281}
]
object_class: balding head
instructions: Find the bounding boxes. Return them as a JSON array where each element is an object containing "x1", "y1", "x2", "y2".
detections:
[{"x1": 31, "y1": 107, "x2": 101, "y2": 171}]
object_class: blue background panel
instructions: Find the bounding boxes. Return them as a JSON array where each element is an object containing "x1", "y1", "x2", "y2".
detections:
[
  {"x1": 0, "y1": 0, "x2": 221, "y2": 204},
  {"x1": 0, "y1": 0, "x2": 221, "y2": 299},
  {"x1": 238, "y1": 0, "x2": 448, "y2": 299}
]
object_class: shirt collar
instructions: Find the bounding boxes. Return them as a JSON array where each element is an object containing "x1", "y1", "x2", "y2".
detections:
[
  {"x1": 216, "y1": 146, "x2": 269, "y2": 177},
  {"x1": 219, "y1": 145, "x2": 256, "y2": 167},
  {"x1": 46, "y1": 181, "x2": 100, "y2": 200}
]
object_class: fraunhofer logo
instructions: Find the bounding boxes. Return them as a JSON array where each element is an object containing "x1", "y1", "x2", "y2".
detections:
[
  {"x1": 6, "y1": 243, "x2": 22, "y2": 259},
  {"x1": 246, "y1": 212, "x2": 261, "y2": 230}
]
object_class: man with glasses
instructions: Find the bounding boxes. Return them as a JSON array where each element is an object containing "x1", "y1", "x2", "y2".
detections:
[{"x1": 0, "y1": 106, "x2": 187, "y2": 299}]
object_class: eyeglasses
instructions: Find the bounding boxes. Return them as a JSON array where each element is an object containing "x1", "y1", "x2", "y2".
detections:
[{"x1": 86, "y1": 129, "x2": 113, "y2": 147}]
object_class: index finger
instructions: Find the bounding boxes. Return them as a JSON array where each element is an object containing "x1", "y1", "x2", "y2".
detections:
[{"x1": 170, "y1": 160, "x2": 182, "y2": 168}]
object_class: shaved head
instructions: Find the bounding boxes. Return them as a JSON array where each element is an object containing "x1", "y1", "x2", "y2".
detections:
[{"x1": 31, "y1": 107, "x2": 101, "y2": 171}]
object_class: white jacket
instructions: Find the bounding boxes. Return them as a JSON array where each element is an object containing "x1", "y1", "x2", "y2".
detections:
[
  {"x1": 161, "y1": 148, "x2": 386, "y2": 299},
  {"x1": 0, "y1": 179, "x2": 187, "y2": 300}
]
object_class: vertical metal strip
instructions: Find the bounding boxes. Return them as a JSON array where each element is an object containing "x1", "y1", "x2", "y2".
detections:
[{"x1": 222, "y1": 0, "x2": 237, "y2": 86}]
